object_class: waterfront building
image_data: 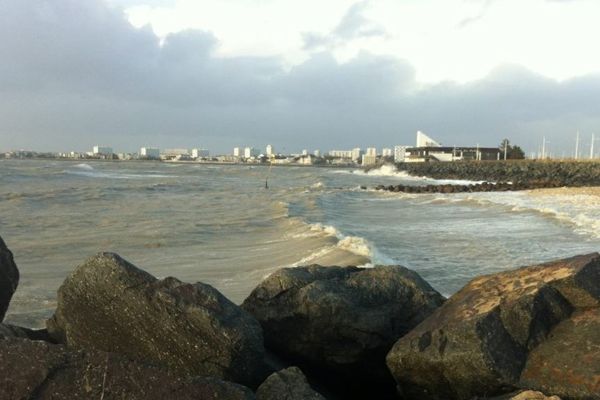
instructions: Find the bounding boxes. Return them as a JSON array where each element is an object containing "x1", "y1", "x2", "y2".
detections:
[
  {"x1": 394, "y1": 146, "x2": 408, "y2": 162},
  {"x1": 366, "y1": 147, "x2": 377, "y2": 157},
  {"x1": 140, "y1": 147, "x2": 160, "y2": 159},
  {"x1": 92, "y1": 146, "x2": 113, "y2": 155},
  {"x1": 329, "y1": 150, "x2": 353, "y2": 158},
  {"x1": 302, "y1": 149, "x2": 308, "y2": 156},
  {"x1": 244, "y1": 147, "x2": 260, "y2": 158},
  {"x1": 266, "y1": 144, "x2": 274, "y2": 157},
  {"x1": 382, "y1": 148, "x2": 393, "y2": 157},
  {"x1": 314, "y1": 150, "x2": 321, "y2": 157},
  {"x1": 361, "y1": 154, "x2": 378, "y2": 166},
  {"x1": 399, "y1": 131, "x2": 501, "y2": 162},
  {"x1": 233, "y1": 147, "x2": 241, "y2": 157},
  {"x1": 351, "y1": 148, "x2": 363, "y2": 162},
  {"x1": 191, "y1": 148, "x2": 209, "y2": 158}
]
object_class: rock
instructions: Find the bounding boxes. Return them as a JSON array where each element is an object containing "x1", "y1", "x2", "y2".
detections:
[
  {"x1": 386, "y1": 253, "x2": 600, "y2": 400},
  {"x1": 0, "y1": 337, "x2": 255, "y2": 400},
  {"x1": 520, "y1": 308, "x2": 600, "y2": 399},
  {"x1": 47, "y1": 252, "x2": 266, "y2": 387},
  {"x1": 242, "y1": 265, "x2": 444, "y2": 395},
  {"x1": 489, "y1": 390, "x2": 561, "y2": 400},
  {"x1": 0, "y1": 323, "x2": 54, "y2": 342},
  {"x1": 0, "y1": 236, "x2": 19, "y2": 321},
  {"x1": 256, "y1": 367, "x2": 326, "y2": 400}
]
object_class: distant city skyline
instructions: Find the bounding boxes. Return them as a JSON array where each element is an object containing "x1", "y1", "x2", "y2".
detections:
[{"x1": 1, "y1": 0, "x2": 600, "y2": 155}]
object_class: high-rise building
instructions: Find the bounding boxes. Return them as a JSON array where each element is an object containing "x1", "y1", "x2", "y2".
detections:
[
  {"x1": 244, "y1": 147, "x2": 260, "y2": 158},
  {"x1": 93, "y1": 146, "x2": 113, "y2": 155},
  {"x1": 382, "y1": 148, "x2": 393, "y2": 157},
  {"x1": 266, "y1": 144, "x2": 274, "y2": 157},
  {"x1": 233, "y1": 147, "x2": 241, "y2": 157},
  {"x1": 140, "y1": 147, "x2": 160, "y2": 159},
  {"x1": 394, "y1": 146, "x2": 408, "y2": 162},
  {"x1": 366, "y1": 147, "x2": 377, "y2": 156},
  {"x1": 313, "y1": 150, "x2": 321, "y2": 157},
  {"x1": 351, "y1": 148, "x2": 363, "y2": 161}
]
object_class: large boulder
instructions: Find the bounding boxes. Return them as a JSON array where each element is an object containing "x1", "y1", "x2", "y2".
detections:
[
  {"x1": 0, "y1": 236, "x2": 19, "y2": 321},
  {"x1": 490, "y1": 390, "x2": 561, "y2": 400},
  {"x1": 47, "y1": 252, "x2": 266, "y2": 387},
  {"x1": 256, "y1": 367, "x2": 326, "y2": 400},
  {"x1": 242, "y1": 265, "x2": 444, "y2": 392},
  {"x1": 520, "y1": 308, "x2": 600, "y2": 399},
  {"x1": 0, "y1": 337, "x2": 255, "y2": 400},
  {"x1": 386, "y1": 253, "x2": 600, "y2": 400}
]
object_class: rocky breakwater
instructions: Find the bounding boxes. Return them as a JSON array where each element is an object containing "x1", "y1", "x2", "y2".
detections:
[
  {"x1": 242, "y1": 265, "x2": 445, "y2": 397},
  {"x1": 0, "y1": 236, "x2": 19, "y2": 321},
  {"x1": 386, "y1": 253, "x2": 600, "y2": 400},
  {"x1": 1, "y1": 232, "x2": 598, "y2": 399},
  {"x1": 374, "y1": 160, "x2": 600, "y2": 194}
]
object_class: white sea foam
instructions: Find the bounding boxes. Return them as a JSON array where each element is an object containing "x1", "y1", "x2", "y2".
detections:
[
  {"x1": 74, "y1": 163, "x2": 94, "y2": 170},
  {"x1": 350, "y1": 164, "x2": 485, "y2": 185}
]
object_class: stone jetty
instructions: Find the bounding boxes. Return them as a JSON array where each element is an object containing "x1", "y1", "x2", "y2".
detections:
[{"x1": 1, "y1": 234, "x2": 598, "y2": 399}]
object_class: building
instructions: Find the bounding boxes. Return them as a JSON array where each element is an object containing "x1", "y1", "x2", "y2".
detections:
[
  {"x1": 398, "y1": 131, "x2": 501, "y2": 162},
  {"x1": 92, "y1": 146, "x2": 113, "y2": 155},
  {"x1": 266, "y1": 144, "x2": 274, "y2": 157},
  {"x1": 365, "y1": 147, "x2": 377, "y2": 157},
  {"x1": 382, "y1": 148, "x2": 393, "y2": 157},
  {"x1": 302, "y1": 149, "x2": 308, "y2": 156},
  {"x1": 329, "y1": 150, "x2": 353, "y2": 158},
  {"x1": 361, "y1": 154, "x2": 378, "y2": 166},
  {"x1": 394, "y1": 146, "x2": 409, "y2": 162},
  {"x1": 233, "y1": 147, "x2": 241, "y2": 157},
  {"x1": 191, "y1": 148, "x2": 209, "y2": 158},
  {"x1": 313, "y1": 150, "x2": 321, "y2": 157},
  {"x1": 140, "y1": 147, "x2": 160, "y2": 159},
  {"x1": 351, "y1": 148, "x2": 363, "y2": 162},
  {"x1": 244, "y1": 147, "x2": 260, "y2": 158}
]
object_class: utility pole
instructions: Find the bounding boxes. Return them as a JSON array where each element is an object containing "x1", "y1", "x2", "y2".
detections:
[
  {"x1": 503, "y1": 140, "x2": 508, "y2": 160},
  {"x1": 541, "y1": 136, "x2": 546, "y2": 160},
  {"x1": 575, "y1": 131, "x2": 580, "y2": 159}
]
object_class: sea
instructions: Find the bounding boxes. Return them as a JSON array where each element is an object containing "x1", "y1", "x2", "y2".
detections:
[{"x1": 1, "y1": 160, "x2": 599, "y2": 328}]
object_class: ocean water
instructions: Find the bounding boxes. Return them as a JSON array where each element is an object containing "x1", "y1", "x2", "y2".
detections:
[{"x1": 1, "y1": 160, "x2": 599, "y2": 328}]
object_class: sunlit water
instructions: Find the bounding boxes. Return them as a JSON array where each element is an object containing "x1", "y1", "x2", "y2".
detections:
[{"x1": 1, "y1": 160, "x2": 598, "y2": 327}]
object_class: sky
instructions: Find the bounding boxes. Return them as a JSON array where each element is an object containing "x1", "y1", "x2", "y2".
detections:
[{"x1": 1, "y1": 0, "x2": 600, "y2": 156}]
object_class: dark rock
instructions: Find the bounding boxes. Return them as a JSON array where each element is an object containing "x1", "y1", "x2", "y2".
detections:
[
  {"x1": 386, "y1": 253, "x2": 600, "y2": 400},
  {"x1": 519, "y1": 308, "x2": 600, "y2": 399},
  {"x1": 242, "y1": 265, "x2": 444, "y2": 396},
  {"x1": 0, "y1": 236, "x2": 19, "y2": 321},
  {"x1": 47, "y1": 252, "x2": 266, "y2": 387},
  {"x1": 256, "y1": 367, "x2": 326, "y2": 400},
  {"x1": 0, "y1": 337, "x2": 255, "y2": 400},
  {"x1": 0, "y1": 323, "x2": 54, "y2": 342}
]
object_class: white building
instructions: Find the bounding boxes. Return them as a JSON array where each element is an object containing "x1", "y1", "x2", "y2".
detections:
[
  {"x1": 394, "y1": 146, "x2": 408, "y2": 162},
  {"x1": 191, "y1": 148, "x2": 209, "y2": 158},
  {"x1": 382, "y1": 148, "x2": 393, "y2": 157},
  {"x1": 366, "y1": 147, "x2": 377, "y2": 157},
  {"x1": 266, "y1": 144, "x2": 274, "y2": 157},
  {"x1": 140, "y1": 147, "x2": 160, "y2": 159},
  {"x1": 329, "y1": 150, "x2": 353, "y2": 158},
  {"x1": 244, "y1": 147, "x2": 260, "y2": 158},
  {"x1": 313, "y1": 150, "x2": 321, "y2": 157},
  {"x1": 416, "y1": 131, "x2": 441, "y2": 147},
  {"x1": 233, "y1": 147, "x2": 241, "y2": 157},
  {"x1": 93, "y1": 146, "x2": 113, "y2": 155},
  {"x1": 351, "y1": 148, "x2": 363, "y2": 162},
  {"x1": 302, "y1": 149, "x2": 308, "y2": 156},
  {"x1": 361, "y1": 154, "x2": 378, "y2": 166}
]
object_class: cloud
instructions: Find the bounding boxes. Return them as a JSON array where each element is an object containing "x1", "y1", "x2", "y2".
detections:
[
  {"x1": 1, "y1": 0, "x2": 599, "y2": 156},
  {"x1": 302, "y1": 0, "x2": 388, "y2": 51}
]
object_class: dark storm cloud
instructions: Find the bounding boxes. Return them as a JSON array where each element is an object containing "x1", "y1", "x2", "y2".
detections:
[{"x1": 1, "y1": 0, "x2": 599, "y2": 155}]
